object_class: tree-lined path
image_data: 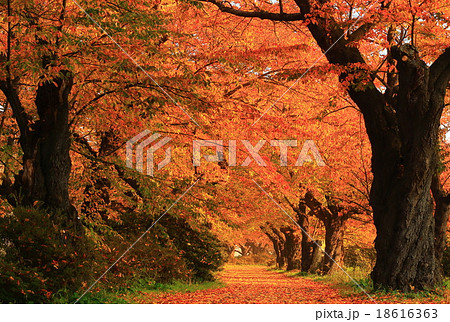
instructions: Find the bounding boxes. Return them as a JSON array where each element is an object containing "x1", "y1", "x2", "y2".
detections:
[
  {"x1": 144, "y1": 265, "x2": 365, "y2": 304},
  {"x1": 128, "y1": 265, "x2": 449, "y2": 304}
]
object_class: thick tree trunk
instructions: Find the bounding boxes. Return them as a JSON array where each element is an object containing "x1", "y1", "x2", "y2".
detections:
[
  {"x1": 0, "y1": 71, "x2": 75, "y2": 216},
  {"x1": 35, "y1": 72, "x2": 73, "y2": 213},
  {"x1": 264, "y1": 227, "x2": 285, "y2": 268},
  {"x1": 366, "y1": 47, "x2": 445, "y2": 291},
  {"x1": 296, "y1": 201, "x2": 314, "y2": 271},
  {"x1": 281, "y1": 226, "x2": 299, "y2": 270},
  {"x1": 370, "y1": 150, "x2": 439, "y2": 290},
  {"x1": 271, "y1": 227, "x2": 287, "y2": 269},
  {"x1": 308, "y1": 240, "x2": 324, "y2": 274},
  {"x1": 304, "y1": 191, "x2": 348, "y2": 275},
  {"x1": 430, "y1": 174, "x2": 450, "y2": 277},
  {"x1": 263, "y1": 224, "x2": 300, "y2": 269},
  {"x1": 323, "y1": 218, "x2": 345, "y2": 274}
]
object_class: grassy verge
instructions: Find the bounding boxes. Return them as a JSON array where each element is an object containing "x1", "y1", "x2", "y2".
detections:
[
  {"x1": 52, "y1": 279, "x2": 225, "y2": 304},
  {"x1": 285, "y1": 266, "x2": 450, "y2": 303}
]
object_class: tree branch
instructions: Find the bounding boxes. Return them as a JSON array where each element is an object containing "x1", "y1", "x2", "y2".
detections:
[
  {"x1": 202, "y1": 0, "x2": 305, "y2": 21},
  {"x1": 431, "y1": 172, "x2": 450, "y2": 204},
  {"x1": 429, "y1": 46, "x2": 450, "y2": 94},
  {"x1": 304, "y1": 191, "x2": 330, "y2": 222},
  {"x1": 0, "y1": 80, "x2": 30, "y2": 136},
  {"x1": 346, "y1": 22, "x2": 373, "y2": 43}
]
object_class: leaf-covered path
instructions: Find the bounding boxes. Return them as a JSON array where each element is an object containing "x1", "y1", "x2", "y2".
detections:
[{"x1": 143, "y1": 265, "x2": 367, "y2": 304}]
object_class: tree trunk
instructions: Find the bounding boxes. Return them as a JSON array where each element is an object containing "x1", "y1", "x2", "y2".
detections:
[
  {"x1": 274, "y1": 238, "x2": 284, "y2": 269},
  {"x1": 271, "y1": 227, "x2": 286, "y2": 269},
  {"x1": 431, "y1": 174, "x2": 450, "y2": 277},
  {"x1": 263, "y1": 227, "x2": 285, "y2": 268},
  {"x1": 296, "y1": 201, "x2": 313, "y2": 271},
  {"x1": 0, "y1": 71, "x2": 75, "y2": 216},
  {"x1": 304, "y1": 191, "x2": 348, "y2": 275},
  {"x1": 281, "y1": 226, "x2": 299, "y2": 270},
  {"x1": 322, "y1": 218, "x2": 345, "y2": 274},
  {"x1": 370, "y1": 151, "x2": 439, "y2": 290},
  {"x1": 308, "y1": 240, "x2": 324, "y2": 274},
  {"x1": 366, "y1": 47, "x2": 446, "y2": 291}
]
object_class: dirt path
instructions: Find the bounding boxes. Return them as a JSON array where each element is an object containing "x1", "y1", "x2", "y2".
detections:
[{"x1": 144, "y1": 265, "x2": 366, "y2": 304}]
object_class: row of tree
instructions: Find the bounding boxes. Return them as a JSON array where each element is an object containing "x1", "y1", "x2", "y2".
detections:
[{"x1": 201, "y1": 0, "x2": 450, "y2": 291}]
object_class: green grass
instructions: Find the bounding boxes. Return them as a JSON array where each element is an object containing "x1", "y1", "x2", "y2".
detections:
[
  {"x1": 51, "y1": 279, "x2": 225, "y2": 304},
  {"x1": 268, "y1": 267, "x2": 286, "y2": 274},
  {"x1": 140, "y1": 280, "x2": 225, "y2": 294},
  {"x1": 285, "y1": 267, "x2": 450, "y2": 303}
]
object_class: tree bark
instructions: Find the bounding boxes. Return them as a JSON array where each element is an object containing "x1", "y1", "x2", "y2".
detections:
[
  {"x1": 304, "y1": 191, "x2": 348, "y2": 274},
  {"x1": 271, "y1": 226, "x2": 287, "y2": 269},
  {"x1": 309, "y1": 240, "x2": 324, "y2": 274},
  {"x1": 295, "y1": 200, "x2": 314, "y2": 271},
  {"x1": 281, "y1": 226, "x2": 300, "y2": 270},
  {"x1": 431, "y1": 173, "x2": 450, "y2": 277},
  {"x1": 0, "y1": 70, "x2": 75, "y2": 216},
  {"x1": 263, "y1": 225, "x2": 285, "y2": 268},
  {"x1": 364, "y1": 46, "x2": 448, "y2": 291},
  {"x1": 322, "y1": 217, "x2": 345, "y2": 274}
]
